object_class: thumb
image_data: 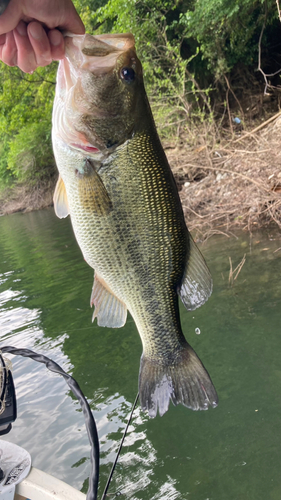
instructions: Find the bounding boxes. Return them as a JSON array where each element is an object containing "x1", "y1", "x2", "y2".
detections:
[
  {"x1": 0, "y1": 1, "x2": 21, "y2": 34},
  {"x1": 58, "y1": 8, "x2": 85, "y2": 34}
]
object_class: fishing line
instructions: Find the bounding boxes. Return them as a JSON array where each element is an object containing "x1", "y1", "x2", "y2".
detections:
[
  {"x1": 0, "y1": 353, "x2": 7, "y2": 411},
  {"x1": 0, "y1": 345, "x2": 99, "y2": 500},
  {"x1": 100, "y1": 392, "x2": 139, "y2": 500}
]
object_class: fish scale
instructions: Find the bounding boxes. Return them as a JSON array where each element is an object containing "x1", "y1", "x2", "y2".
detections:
[
  {"x1": 72, "y1": 135, "x2": 184, "y2": 335},
  {"x1": 52, "y1": 32, "x2": 218, "y2": 417}
]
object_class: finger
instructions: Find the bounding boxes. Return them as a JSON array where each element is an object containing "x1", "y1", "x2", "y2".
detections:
[
  {"x1": 27, "y1": 22, "x2": 52, "y2": 66},
  {"x1": 58, "y1": 6, "x2": 85, "y2": 35},
  {"x1": 13, "y1": 20, "x2": 36, "y2": 72},
  {"x1": 0, "y1": 30, "x2": 17, "y2": 66},
  {"x1": 39, "y1": 2, "x2": 85, "y2": 34},
  {"x1": 48, "y1": 29, "x2": 65, "y2": 61},
  {"x1": 0, "y1": 1, "x2": 21, "y2": 35}
]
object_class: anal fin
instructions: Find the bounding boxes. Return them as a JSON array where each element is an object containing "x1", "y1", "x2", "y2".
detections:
[
  {"x1": 179, "y1": 235, "x2": 213, "y2": 311},
  {"x1": 91, "y1": 273, "x2": 127, "y2": 328}
]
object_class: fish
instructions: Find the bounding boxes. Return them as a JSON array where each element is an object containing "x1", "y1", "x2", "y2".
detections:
[{"x1": 52, "y1": 32, "x2": 218, "y2": 417}]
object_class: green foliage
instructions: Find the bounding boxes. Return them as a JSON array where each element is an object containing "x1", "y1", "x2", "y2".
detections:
[
  {"x1": 0, "y1": 62, "x2": 57, "y2": 188},
  {"x1": 0, "y1": 139, "x2": 12, "y2": 186},
  {"x1": 0, "y1": 0, "x2": 104, "y2": 189},
  {"x1": 7, "y1": 121, "x2": 56, "y2": 184},
  {"x1": 0, "y1": 0, "x2": 281, "y2": 189},
  {"x1": 89, "y1": 0, "x2": 280, "y2": 130},
  {"x1": 91, "y1": 0, "x2": 205, "y2": 131},
  {"x1": 184, "y1": 0, "x2": 278, "y2": 79},
  {"x1": 73, "y1": 0, "x2": 107, "y2": 31}
]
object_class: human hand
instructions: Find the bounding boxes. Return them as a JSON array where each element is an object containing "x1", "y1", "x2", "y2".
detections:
[{"x1": 0, "y1": 0, "x2": 85, "y2": 72}]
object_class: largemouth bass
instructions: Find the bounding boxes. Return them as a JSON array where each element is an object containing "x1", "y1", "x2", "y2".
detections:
[{"x1": 52, "y1": 33, "x2": 218, "y2": 417}]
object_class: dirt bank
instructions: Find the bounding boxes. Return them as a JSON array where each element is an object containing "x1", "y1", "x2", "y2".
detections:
[
  {"x1": 0, "y1": 180, "x2": 56, "y2": 217},
  {"x1": 166, "y1": 112, "x2": 281, "y2": 240},
  {"x1": 1, "y1": 113, "x2": 281, "y2": 239}
]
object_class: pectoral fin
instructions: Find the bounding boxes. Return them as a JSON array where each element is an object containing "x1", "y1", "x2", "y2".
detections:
[
  {"x1": 78, "y1": 159, "x2": 112, "y2": 216},
  {"x1": 53, "y1": 175, "x2": 69, "y2": 219},
  {"x1": 91, "y1": 273, "x2": 127, "y2": 328},
  {"x1": 179, "y1": 236, "x2": 213, "y2": 311}
]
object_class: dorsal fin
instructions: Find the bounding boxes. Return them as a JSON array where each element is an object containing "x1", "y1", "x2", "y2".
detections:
[
  {"x1": 91, "y1": 273, "x2": 127, "y2": 328},
  {"x1": 53, "y1": 175, "x2": 69, "y2": 219},
  {"x1": 179, "y1": 236, "x2": 212, "y2": 311}
]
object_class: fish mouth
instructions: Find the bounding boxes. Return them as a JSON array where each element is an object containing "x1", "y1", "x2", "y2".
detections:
[
  {"x1": 57, "y1": 32, "x2": 137, "y2": 99},
  {"x1": 63, "y1": 33, "x2": 136, "y2": 81},
  {"x1": 54, "y1": 33, "x2": 138, "y2": 156}
]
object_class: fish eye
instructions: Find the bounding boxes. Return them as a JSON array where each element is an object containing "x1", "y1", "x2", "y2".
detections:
[{"x1": 120, "y1": 67, "x2": 135, "y2": 83}]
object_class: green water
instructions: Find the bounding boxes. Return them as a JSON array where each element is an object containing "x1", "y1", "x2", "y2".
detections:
[{"x1": 0, "y1": 209, "x2": 281, "y2": 499}]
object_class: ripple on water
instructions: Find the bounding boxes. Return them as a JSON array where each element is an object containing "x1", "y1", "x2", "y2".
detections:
[{"x1": 1, "y1": 213, "x2": 281, "y2": 499}]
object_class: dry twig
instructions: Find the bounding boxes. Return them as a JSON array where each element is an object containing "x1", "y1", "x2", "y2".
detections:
[
  {"x1": 165, "y1": 112, "x2": 281, "y2": 238},
  {"x1": 228, "y1": 254, "x2": 246, "y2": 285}
]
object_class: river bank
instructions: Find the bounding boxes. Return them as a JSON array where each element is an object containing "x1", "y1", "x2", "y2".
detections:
[
  {"x1": 168, "y1": 111, "x2": 281, "y2": 239},
  {"x1": 1, "y1": 112, "x2": 281, "y2": 239},
  {"x1": 0, "y1": 181, "x2": 55, "y2": 218}
]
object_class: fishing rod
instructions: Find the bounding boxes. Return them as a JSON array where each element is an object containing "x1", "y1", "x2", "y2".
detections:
[{"x1": 0, "y1": 345, "x2": 138, "y2": 500}]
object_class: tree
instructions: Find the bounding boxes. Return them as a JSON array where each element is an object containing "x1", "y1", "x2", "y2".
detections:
[{"x1": 1, "y1": 0, "x2": 280, "y2": 189}]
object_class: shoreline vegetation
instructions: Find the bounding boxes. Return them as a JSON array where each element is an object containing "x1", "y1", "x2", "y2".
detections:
[
  {"x1": 1, "y1": 0, "x2": 281, "y2": 238},
  {"x1": 170, "y1": 111, "x2": 281, "y2": 239},
  {"x1": 1, "y1": 111, "x2": 281, "y2": 240}
]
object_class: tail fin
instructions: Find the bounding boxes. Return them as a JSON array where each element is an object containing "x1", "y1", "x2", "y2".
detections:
[{"x1": 139, "y1": 344, "x2": 218, "y2": 418}]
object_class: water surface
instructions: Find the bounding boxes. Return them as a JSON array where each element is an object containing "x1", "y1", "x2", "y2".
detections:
[{"x1": 0, "y1": 209, "x2": 281, "y2": 499}]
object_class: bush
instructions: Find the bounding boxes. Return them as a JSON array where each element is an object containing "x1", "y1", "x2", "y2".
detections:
[
  {"x1": 7, "y1": 121, "x2": 56, "y2": 185},
  {"x1": 1, "y1": 0, "x2": 281, "y2": 189},
  {"x1": 0, "y1": 139, "x2": 13, "y2": 188}
]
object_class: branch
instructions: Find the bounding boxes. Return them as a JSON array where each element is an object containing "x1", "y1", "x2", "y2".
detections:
[
  {"x1": 19, "y1": 72, "x2": 56, "y2": 85},
  {"x1": 232, "y1": 110, "x2": 281, "y2": 143},
  {"x1": 182, "y1": 162, "x2": 275, "y2": 194},
  {"x1": 184, "y1": 65, "x2": 213, "y2": 116},
  {"x1": 224, "y1": 74, "x2": 244, "y2": 118},
  {"x1": 258, "y1": 1, "x2": 281, "y2": 93},
  {"x1": 276, "y1": 0, "x2": 281, "y2": 22}
]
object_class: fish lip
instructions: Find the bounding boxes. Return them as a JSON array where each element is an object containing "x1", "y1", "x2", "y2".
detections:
[
  {"x1": 64, "y1": 32, "x2": 135, "y2": 53},
  {"x1": 63, "y1": 33, "x2": 136, "y2": 75}
]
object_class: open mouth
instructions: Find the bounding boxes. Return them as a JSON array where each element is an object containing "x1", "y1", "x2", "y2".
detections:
[
  {"x1": 70, "y1": 143, "x2": 100, "y2": 154},
  {"x1": 64, "y1": 33, "x2": 136, "y2": 76},
  {"x1": 54, "y1": 33, "x2": 139, "y2": 156}
]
